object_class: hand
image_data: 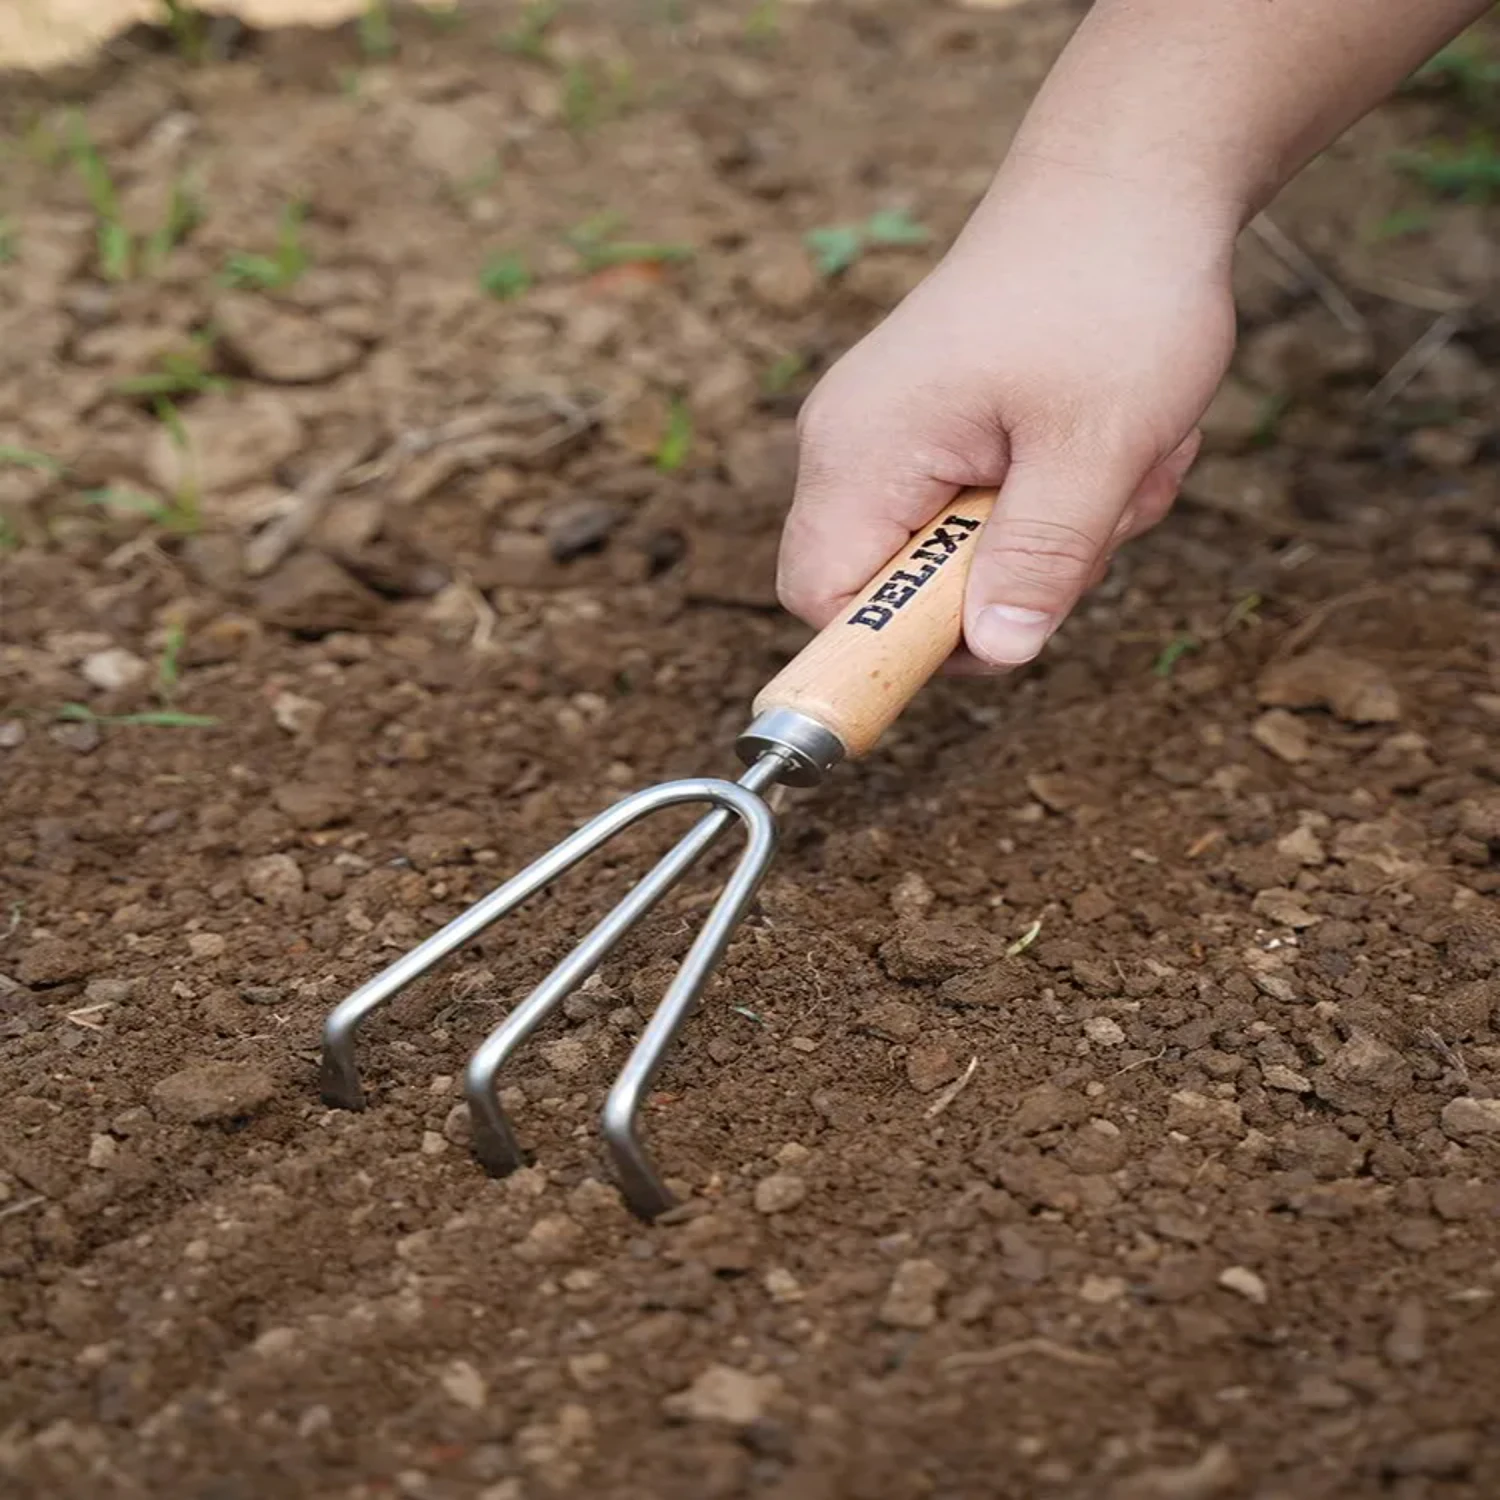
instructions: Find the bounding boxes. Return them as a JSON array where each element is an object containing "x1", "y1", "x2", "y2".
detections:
[{"x1": 777, "y1": 164, "x2": 1240, "y2": 671}]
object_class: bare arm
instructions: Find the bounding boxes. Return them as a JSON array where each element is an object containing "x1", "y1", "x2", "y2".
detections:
[{"x1": 781, "y1": 1, "x2": 1492, "y2": 670}]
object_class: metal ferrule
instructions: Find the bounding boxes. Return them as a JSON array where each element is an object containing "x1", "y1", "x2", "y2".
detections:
[{"x1": 734, "y1": 707, "x2": 846, "y2": 788}]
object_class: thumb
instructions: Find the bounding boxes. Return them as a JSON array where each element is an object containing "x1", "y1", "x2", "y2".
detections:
[{"x1": 963, "y1": 436, "x2": 1146, "y2": 668}]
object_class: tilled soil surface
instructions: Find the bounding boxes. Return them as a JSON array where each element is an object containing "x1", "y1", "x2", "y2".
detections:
[{"x1": 4, "y1": 4, "x2": 1500, "y2": 1497}]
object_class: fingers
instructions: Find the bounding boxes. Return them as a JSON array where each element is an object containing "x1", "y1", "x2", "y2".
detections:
[{"x1": 777, "y1": 368, "x2": 1008, "y2": 630}]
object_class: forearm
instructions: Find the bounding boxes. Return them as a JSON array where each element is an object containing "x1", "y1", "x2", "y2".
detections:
[{"x1": 979, "y1": 0, "x2": 1490, "y2": 234}]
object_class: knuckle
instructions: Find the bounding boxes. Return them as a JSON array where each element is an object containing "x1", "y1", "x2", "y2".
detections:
[{"x1": 986, "y1": 515, "x2": 1101, "y2": 591}]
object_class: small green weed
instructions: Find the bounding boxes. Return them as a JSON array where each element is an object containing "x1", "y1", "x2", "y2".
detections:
[
  {"x1": 58, "y1": 702, "x2": 218, "y2": 729},
  {"x1": 499, "y1": 0, "x2": 562, "y2": 60},
  {"x1": 358, "y1": 0, "x2": 397, "y2": 58},
  {"x1": 562, "y1": 59, "x2": 636, "y2": 133},
  {"x1": 1005, "y1": 919, "x2": 1042, "y2": 957},
  {"x1": 160, "y1": 1, "x2": 211, "y2": 63},
  {"x1": 1152, "y1": 634, "x2": 1200, "y2": 678},
  {"x1": 762, "y1": 350, "x2": 806, "y2": 396},
  {"x1": 155, "y1": 621, "x2": 187, "y2": 701},
  {"x1": 479, "y1": 251, "x2": 533, "y2": 300},
  {"x1": 1393, "y1": 135, "x2": 1500, "y2": 202},
  {"x1": 1367, "y1": 208, "x2": 1433, "y2": 241},
  {"x1": 114, "y1": 336, "x2": 226, "y2": 400},
  {"x1": 142, "y1": 176, "x2": 202, "y2": 272},
  {"x1": 87, "y1": 399, "x2": 203, "y2": 534},
  {"x1": 655, "y1": 398, "x2": 693, "y2": 472},
  {"x1": 223, "y1": 202, "x2": 309, "y2": 290},
  {"x1": 0, "y1": 446, "x2": 63, "y2": 474},
  {"x1": 565, "y1": 215, "x2": 693, "y2": 271},
  {"x1": 67, "y1": 115, "x2": 132, "y2": 280},
  {"x1": 805, "y1": 207, "x2": 931, "y2": 276}
]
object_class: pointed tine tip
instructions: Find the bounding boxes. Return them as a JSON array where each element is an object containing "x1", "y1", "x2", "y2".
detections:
[{"x1": 318, "y1": 1049, "x2": 366, "y2": 1111}]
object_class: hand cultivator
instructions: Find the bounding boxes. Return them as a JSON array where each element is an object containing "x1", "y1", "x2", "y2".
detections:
[{"x1": 321, "y1": 491, "x2": 997, "y2": 1219}]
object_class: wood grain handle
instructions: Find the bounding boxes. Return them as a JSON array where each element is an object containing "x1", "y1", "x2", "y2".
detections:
[{"x1": 754, "y1": 488, "x2": 998, "y2": 759}]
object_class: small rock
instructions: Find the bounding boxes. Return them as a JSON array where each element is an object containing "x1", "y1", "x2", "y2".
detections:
[
  {"x1": 1296, "y1": 1374, "x2": 1354, "y2": 1411},
  {"x1": 188, "y1": 932, "x2": 226, "y2": 960},
  {"x1": 1252, "y1": 888, "x2": 1321, "y2": 929},
  {"x1": 439, "y1": 1359, "x2": 488, "y2": 1412},
  {"x1": 1383, "y1": 1431, "x2": 1477, "y2": 1479},
  {"x1": 880, "y1": 919, "x2": 1005, "y2": 981},
  {"x1": 442, "y1": 1102, "x2": 472, "y2": 1147},
  {"x1": 541, "y1": 1037, "x2": 589, "y2": 1076},
  {"x1": 763, "y1": 1267, "x2": 804, "y2": 1303},
  {"x1": 1079, "y1": 1274, "x2": 1126, "y2": 1304},
  {"x1": 566, "y1": 1351, "x2": 612, "y2": 1391},
  {"x1": 151, "y1": 1061, "x2": 275, "y2": 1123},
  {"x1": 254, "y1": 553, "x2": 382, "y2": 635},
  {"x1": 889, "y1": 871, "x2": 935, "y2": 921},
  {"x1": 514, "y1": 1214, "x2": 583, "y2": 1265},
  {"x1": 18, "y1": 938, "x2": 92, "y2": 987},
  {"x1": 1167, "y1": 1091, "x2": 1244, "y2": 1139},
  {"x1": 543, "y1": 498, "x2": 624, "y2": 562},
  {"x1": 662, "y1": 1364, "x2": 782, "y2": 1428},
  {"x1": 420, "y1": 1130, "x2": 446, "y2": 1156},
  {"x1": 1011, "y1": 1082, "x2": 1089, "y2": 1135},
  {"x1": 1083, "y1": 1016, "x2": 1125, "y2": 1047},
  {"x1": 1217, "y1": 1266, "x2": 1267, "y2": 1304},
  {"x1": 146, "y1": 389, "x2": 304, "y2": 496},
  {"x1": 243, "y1": 852, "x2": 304, "y2": 909},
  {"x1": 84, "y1": 978, "x2": 134, "y2": 1006},
  {"x1": 272, "y1": 691, "x2": 325, "y2": 737},
  {"x1": 214, "y1": 292, "x2": 363, "y2": 383},
  {"x1": 1276, "y1": 823, "x2": 1326, "y2": 865},
  {"x1": 51, "y1": 719, "x2": 102, "y2": 754},
  {"x1": 1251, "y1": 708, "x2": 1314, "y2": 764},
  {"x1": 0, "y1": 720, "x2": 25, "y2": 748},
  {"x1": 1313, "y1": 1031, "x2": 1411, "y2": 1115},
  {"x1": 80, "y1": 647, "x2": 148, "y2": 693},
  {"x1": 753, "y1": 1173, "x2": 806, "y2": 1215},
  {"x1": 859, "y1": 998, "x2": 922, "y2": 1043},
  {"x1": 1111, "y1": 1444, "x2": 1239, "y2": 1500},
  {"x1": 1257, "y1": 649, "x2": 1400, "y2": 724},
  {"x1": 905, "y1": 1042, "x2": 960, "y2": 1094},
  {"x1": 272, "y1": 779, "x2": 355, "y2": 830},
  {"x1": 878, "y1": 1258, "x2": 949, "y2": 1330},
  {"x1": 1261, "y1": 1063, "x2": 1311, "y2": 1093},
  {"x1": 1439, "y1": 1095, "x2": 1500, "y2": 1141},
  {"x1": 86, "y1": 1134, "x2": 117, "y2": 1170}
]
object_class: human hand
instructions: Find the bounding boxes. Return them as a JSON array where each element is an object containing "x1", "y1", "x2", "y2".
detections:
[{"x1": 777, "y1": 163, "x2": 1240, "y2": 672}]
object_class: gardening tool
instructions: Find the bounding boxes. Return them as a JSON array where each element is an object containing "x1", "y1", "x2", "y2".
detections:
[{"x1": 320, "y1": 488, "x2": 999, "y2": 1219}]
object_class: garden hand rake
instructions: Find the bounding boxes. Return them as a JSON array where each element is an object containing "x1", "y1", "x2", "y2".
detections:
[{"x1": 320, "y1": 489, "x2": 998, "y2": 1219}]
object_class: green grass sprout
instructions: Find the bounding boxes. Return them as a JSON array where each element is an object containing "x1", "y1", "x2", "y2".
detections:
[
  {"x1": 655, "y1": 398, "x2": 693, "y2": 472},
  {"x1": 58, "y1": 702, "x2": 218, "y2": 729},
  {"x1": 479, "y1": 251, "x2": 533, "y2": 300},
  {"x1": 1152, "y1": 634, "x2": 1201, "y2": 678},
  {"x1": 806, "y1": 208, "x2": 931, "y2": 277},
  {"x1": 0, "y1": 446, "x2": 63, "y2": 473},
  {"x1": 1006, "y1": 919, "x2": 1043, "y2": 957},
  {"x1": 223, "y1": 201, "x2": 309, "y2": 290}
]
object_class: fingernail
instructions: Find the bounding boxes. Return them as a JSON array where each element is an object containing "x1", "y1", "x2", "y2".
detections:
[{"x1": 972, "y1": 604, "x2": 1054, "y2": 666}]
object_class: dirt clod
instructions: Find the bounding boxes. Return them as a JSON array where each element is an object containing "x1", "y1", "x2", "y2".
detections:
[
  {"x1": 753, "y1": 1172, "x2": 806, "y2": 1215},
  {"x1": 149, "y1": 1061, "x2": 276, "y2": 1123},
  {"x1": 1257, "y1": 650, "x2": 1401, "y2": 724},
  {"x1": 662, "y1": 1365, "x2": 782, "y2": 1428},
  {"x1": 879, "y1": 1258, "x2": 949, "y2": 1330}
]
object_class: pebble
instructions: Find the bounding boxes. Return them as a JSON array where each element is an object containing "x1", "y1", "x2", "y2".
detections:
[
  {"x1": 905, "y1": 1042, "x2": 960, "y2": 1093},
  {"x1": 1256, "y1": 649, "x2": 1400, "y2": 725},
  {"x1": 1276, "y1": 823, "x2": 1326, "y2": 865},
  {"x1": 271, "y1": 691, "x2": 326, "y2": 738},
  {"x1": 753, "y1": 1173, "x2": 806, "y2": 1215},
  {"x1": 51, "y1": 719, "x2": 102, "y2": 754},
  {"x1": 1261, "y1": 1063, "x2": 1312, "y2": 1093},
  {"x1": 188, "y1": 932, "x2": 227, "y2": 960},
  {"x1": 18, "y1": 937, "x2": 92, "y2": 987},
  {"x1": 662, "y1": 1364, "x2": 782, "y2": 1427},
  {"x1": 84, "y1": 978, "x2": 135, "y2": 1006},
  {"x1": 1384, "y1": 1299, "x2": 1427, "y2": 1367},
  {"x1": 150, "y1": 1061, "x2": 276, "y2": 1123},
  {"x1": 86, "y1": 1134, "x2": 117, "y2": 1170},
  {"x1": 514, "y1": 1214, "x2": 583, "y2": 1266},
  {"x1": 439, "y1": 1359, "x2": 488, "y2": 1412},
  {"x1": 1166, "y1": 1091, "x2": 1244, "y2": 1138},
  {"x1": 541, "y1": 1037, "x2": 589, "y2": 1076},
  {"x1": 1217, "y1": 1266, "x2": 1268, "y2": 1304},
  {"x1": 1313, "y1": 1031, "x2": 1411, "y2": 1115},
  {"x1": 1012, "y1": 1082, "x2": 1089, "y2": 1135},
  {"x1": 1079, "y1": 1274, "x2": 1126, "y2": 1304},
  {"x1": 0, "y1": 720, "x2": 24, "y2": 748},
  {"x1": 272, "y1": 779, "x2": 356, "y2": 831},
  {"x1": 1083, "y1": 1016, "x2": 1125, "y2": 1047},
  {"x1": 776, "y1": 1142, "x2": 811, "y2": 1167},
  {"x1": 1439, "y1": 1095, "x2": 1500, "y2": 1141},
  {"x1": 889, "y1": 871, "x2": 935, "y2": 921},
  {"x1": 544, "y1": 498, "x2": 624, "y2": 562},
  {"x1": 763, "y1": 1267, "x2": 804, "y2": 1303},
  {"x1": 243, "y1": 853, "x2": 305, "y2": 909},
  {"x1": 420, "y1": 1131, "x2": 446, "y2": 1156},
  {"x1": 1251, "y1": 708, "x2": 1313, "y2": 765},
  {"x1": 80, "y1": 647, "x2": 148, "y2": 693},
  {"x1": 566, "y1": 1352, "x2": 612, "y2": 1391},
  {"x1": 878, "y1": 1258, "x2": 949, "y2": 1330},
  {"x1": 442, "y1": 1102, "x2": 473, "y2": 1146}
]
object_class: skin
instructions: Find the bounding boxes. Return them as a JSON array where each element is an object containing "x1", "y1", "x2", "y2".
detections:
[{"x1": 778, "y1": 0, "x2": 1494, "y2": 672}]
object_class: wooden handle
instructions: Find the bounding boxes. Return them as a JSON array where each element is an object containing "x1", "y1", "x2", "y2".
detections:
[{"x1": 754, "y1": 488, "x2": 998, "y2": 759}]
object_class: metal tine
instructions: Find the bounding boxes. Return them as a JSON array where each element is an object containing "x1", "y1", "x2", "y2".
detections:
[
  {"x1": 320, "y1": 760, "x2": 784, "y2": 1118},
  {"x1": 464, "y1": 762, "x2": 781, "y2": 1217}
]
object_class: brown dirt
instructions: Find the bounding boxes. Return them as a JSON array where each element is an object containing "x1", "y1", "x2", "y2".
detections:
[{"x1": 4, "y1": 4, "x2": 1500, "y2": 1498}]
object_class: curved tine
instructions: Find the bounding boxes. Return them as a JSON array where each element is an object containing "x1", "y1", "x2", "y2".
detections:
[
  {"x1": 603, "y1": 789, "x2": 778, "y2": 1221},
  {"x1": 462, "y1": 778, "x2": 777, "y2": 1180},
  {"x1": 322, "y1": 780, "x2": 738, "y2": 1110}
]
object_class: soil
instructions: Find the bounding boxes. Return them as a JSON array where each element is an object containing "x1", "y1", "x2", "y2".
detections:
[{"x1": 4, "y1": 4, "x2": 1500, "y2": 1498}]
